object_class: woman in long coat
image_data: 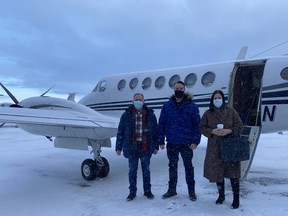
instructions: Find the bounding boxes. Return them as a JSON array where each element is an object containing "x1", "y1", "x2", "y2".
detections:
[{"x1": 199, "y1": 90, "x2": 243, "y2": 209}]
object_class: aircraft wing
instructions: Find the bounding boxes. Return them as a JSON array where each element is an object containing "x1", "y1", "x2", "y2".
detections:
[{"x1": 0, "y1": 107, "x2": 119, "y2": 139}]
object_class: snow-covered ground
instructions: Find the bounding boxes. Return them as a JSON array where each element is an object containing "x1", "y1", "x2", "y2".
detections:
[{"x1": 0, "y1": 127, "x2": 287, "y2": 216}]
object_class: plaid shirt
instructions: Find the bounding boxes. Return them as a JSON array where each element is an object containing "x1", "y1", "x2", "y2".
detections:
[{"x1": 135, "y1": 111, "x2": 143, "y2": 142}]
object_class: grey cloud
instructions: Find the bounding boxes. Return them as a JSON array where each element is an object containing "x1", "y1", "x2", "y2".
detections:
[{"x1": 0, "y1": 0, "x2": 288, "y2": 95}]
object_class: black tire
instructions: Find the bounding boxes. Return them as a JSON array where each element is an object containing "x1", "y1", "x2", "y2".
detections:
[
  {"x1": 97, "y1": 157, "x2": 110, "y2": 178},
  {"x1": 81, "y1": 159, "x2": 97, "y2": 180}
]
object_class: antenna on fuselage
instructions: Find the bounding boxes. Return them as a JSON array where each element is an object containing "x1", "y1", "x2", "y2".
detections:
[{"x1": 249, "y1": 40, "x2": 288, "y2": 58}]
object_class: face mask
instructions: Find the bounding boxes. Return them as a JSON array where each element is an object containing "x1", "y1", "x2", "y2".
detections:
[
  {"x1": 175, "y1": 90, "x2": 184, "y2": 99},
  {"x1": 134, "y1": 101, "x2": 143, "y2": 110},
  {"x1": 213, "y1": 99, "x2": 223, "y2": 108}
]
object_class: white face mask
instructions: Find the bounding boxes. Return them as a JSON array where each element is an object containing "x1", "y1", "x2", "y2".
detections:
[{"x1": 213, "y1": 99, "x2": 223, "y2": 108}]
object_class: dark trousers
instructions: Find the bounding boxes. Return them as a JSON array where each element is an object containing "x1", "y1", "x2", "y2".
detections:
[
  {"x1": 166, "y1": 143, "x2": 195, "y2": 193},
  {"x1": 128, "y1": 152, "x2": 151, "y2": 195}
]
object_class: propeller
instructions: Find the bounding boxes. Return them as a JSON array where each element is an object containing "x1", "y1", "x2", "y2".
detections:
[
  {"x1": 0, "y1": 82, "x2": 54, "y2": 141},
  {"x1": 40, "y1": 84, "x2": 56, "y2": 97},
  {"x1": 0, "y1": 82, "x2": 22, "y2": 107}
]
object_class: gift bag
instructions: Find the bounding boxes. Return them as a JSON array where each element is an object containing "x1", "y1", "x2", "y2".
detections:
[{"x1": 219, "y1": 136, "x2": 250, "y2": 162}]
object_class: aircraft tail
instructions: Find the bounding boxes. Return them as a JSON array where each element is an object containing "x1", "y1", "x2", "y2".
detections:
[{"x1": 236, "y1": 46, "x2": 248, "y2": 60}]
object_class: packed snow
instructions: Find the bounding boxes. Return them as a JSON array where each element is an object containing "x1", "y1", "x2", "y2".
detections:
[{"x1": 0, "y1": 127, "x2": 287, "y2": 216}]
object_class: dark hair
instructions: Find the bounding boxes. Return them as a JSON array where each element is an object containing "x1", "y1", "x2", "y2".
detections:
[
  {"x1": 209, "y1": 90, "x2": 225, "y2": 110},
  {"x1": 174, "y1": 80, "x2": 185, "y2": 91},
  {"x1": 133, "y1": 93, "x2": 144, "y2": 99}
]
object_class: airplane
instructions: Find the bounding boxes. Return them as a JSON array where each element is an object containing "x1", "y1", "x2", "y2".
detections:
[{"x1": 1, "y1": 46, "x2": 288, "y2": 180}]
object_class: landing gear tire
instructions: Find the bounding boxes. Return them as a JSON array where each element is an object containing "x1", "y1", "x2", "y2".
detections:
[
  {"x1": 81, "y1": 159, "x2": 97, "y2": 180},
  {"x1": 97, "y1": 157, "x2": 110, "y2": 178}
]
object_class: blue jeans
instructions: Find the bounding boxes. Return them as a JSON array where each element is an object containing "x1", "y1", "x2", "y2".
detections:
[
  {"x1": 166, "y1": 143, "x2": 195, "y2": 192},
  {"x1": 128, "y1": 152, "x2": 152, "y2": 195}
]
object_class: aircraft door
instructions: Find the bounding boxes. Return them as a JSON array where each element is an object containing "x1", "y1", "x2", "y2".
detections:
[{"x1": 228, "y1": 60, "x2": 265, "y2": 178}]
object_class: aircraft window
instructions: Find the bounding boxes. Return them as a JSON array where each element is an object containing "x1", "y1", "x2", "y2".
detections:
[
  {"x1": 129, "y1": 78, "x2": 139, "y2": 89},
  {"x1": 169, "y1": 75, "x2": 181, "y2": 88},
  {"x1": 142, "y1": 77, "x2": 152, "y2": 90},
  {"x1": 201, "y1": 71, "x2": 215, "y2": 87},
  {"x1": 280, "y1": 67, "x2": 288, "y2": 80},
  {"x1": 155, "y1": 76, "x2": 165, "y2": 89},
  {"x1": 118, "y1": 79, "x2": 126, "y2": 91},
  {"x1": 98, "y1": 80, "x2": 107, "y2": 92},
  {"x1": 92, "y1": 83, "x2": 99, "y2": 92},
  {"x1": 184, "y1": 73, "x2": 197, "y2": 88}
]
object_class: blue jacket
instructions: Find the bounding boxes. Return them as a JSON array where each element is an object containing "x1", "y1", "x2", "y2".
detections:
[
  {"x1": 115, "y1": 105, "x2": 159, "y2": 158},
  {"x1": 158, "y1": 93, "x2": 201, "y2": 145}
]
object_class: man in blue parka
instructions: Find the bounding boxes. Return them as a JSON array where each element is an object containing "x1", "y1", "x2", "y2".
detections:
[
  {"x1": 159, "y1": 81, "x2": 201, "y2": 201},
  {"x1": 116, "y1": 93, "x2": 159, "y2": 201}
]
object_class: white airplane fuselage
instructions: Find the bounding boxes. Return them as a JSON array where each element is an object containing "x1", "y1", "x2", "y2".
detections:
[{"x1": 79, "y1": 55, "x2": 288, "y2": 134}]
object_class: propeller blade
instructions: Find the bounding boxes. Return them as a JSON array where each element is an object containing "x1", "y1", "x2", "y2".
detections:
[
  {"x1": 41, "y1": 85, "x2": 56, "y2": 96},
  {"x1": 0, "y1": 82, "x2": 19, "y2": 104},
  {"x1": 0, "y1": 123, "x2": 5, "y2": 128},
  {"x1": 46, "y1": 136, "x2": 53, "y2": 142}
]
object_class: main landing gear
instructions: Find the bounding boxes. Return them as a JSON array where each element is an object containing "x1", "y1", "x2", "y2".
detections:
[{"x1": 80, "y1": 139, "x2": 110, "y2": 180}]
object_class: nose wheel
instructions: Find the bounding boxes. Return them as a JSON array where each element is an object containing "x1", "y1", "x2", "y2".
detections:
[{"x1": 81, "y1": 156, "x2": 110, "y2": 180}]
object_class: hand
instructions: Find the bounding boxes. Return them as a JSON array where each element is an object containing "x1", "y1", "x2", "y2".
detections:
[
  {"x1": 190, "y1": 144, "x2": 197, "y2": 150},
  {"x1": 116, "y1": 150, "x2": 121, "y2": 156},
  {"x1": 153, "y1": 149, "x2": 159, "y2": 155},
  {"x1": 212, "y1": 128, "x2": 232, "y2": 136},
  {"x1": 160, "y1": 144, "x2": 165, "y2": 150}
]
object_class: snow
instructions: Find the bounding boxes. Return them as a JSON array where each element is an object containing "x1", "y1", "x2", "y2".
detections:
[{"x1": 0, "y1": 127, "x2": 288, "y2": 216}]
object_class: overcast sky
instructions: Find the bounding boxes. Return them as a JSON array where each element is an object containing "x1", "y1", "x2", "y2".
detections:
[{"x1": 1, "y1": 0, "x2": 288, "y2": 101}]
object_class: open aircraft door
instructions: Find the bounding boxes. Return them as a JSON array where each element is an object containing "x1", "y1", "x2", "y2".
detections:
[{"x1": 228, "y1": 60, "x2": 265, "y2": 179}]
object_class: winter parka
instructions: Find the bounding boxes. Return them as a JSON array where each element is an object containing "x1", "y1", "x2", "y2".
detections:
[
  {"x1": 115, "y1": 104, "x2": 159, "y2": 158},
  {"x1": 158, "y1": 93, "x2": 201, "y2": 145}
]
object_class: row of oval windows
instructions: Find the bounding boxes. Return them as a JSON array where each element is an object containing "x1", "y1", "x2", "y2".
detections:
[
  {"x1": 97, "y1": 72, "x2": 215, "y2": 92},
  {"x1": 96, "y1": 67, "x2": 288, "y2": 92},
  {"x1": 118, "y1": 72, "x2": 215, "y2": 91}
]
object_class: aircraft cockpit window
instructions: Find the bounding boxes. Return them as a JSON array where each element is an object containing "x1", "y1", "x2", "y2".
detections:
[
  {"x1": 169, "y1": 75, "x2": 180, "y2": 88},
  {"x1": 92, "y1": 83, "x2": 99, "y2": 92},
  {"x1": 98, "y1": 81, "x2": 107, "y2": 92},
  {"x1": 142, "y1": 77, "x2": 152, "y2": 90},
  {"x1": 280, "y1": 67, "x2": 288, "y2": 80},
  {"x1": 201, "y1": 71, "x2": 215, "y2": 87},
  {"x1": 184, "y1": 73, "x2": 197, "y2": 88},
  {"x1": 129, "y1": 78, "x2": 139, "y2": 89},
  {"x1": 155, "y1": 76, "x2": 165, "y2": 89},
  {"x1": 118, "y1": 79, "x2": 126, "y2": 91}
]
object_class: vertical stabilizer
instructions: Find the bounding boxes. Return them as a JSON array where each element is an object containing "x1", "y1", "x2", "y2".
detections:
[{"x1": 236, "y1": 46, "x2": 248, "y2": 60}]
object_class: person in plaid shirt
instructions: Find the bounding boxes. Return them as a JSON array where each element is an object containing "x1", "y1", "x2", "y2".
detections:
[{"x1": 116, "y1": 93, "x2": 159, "y2": 201}]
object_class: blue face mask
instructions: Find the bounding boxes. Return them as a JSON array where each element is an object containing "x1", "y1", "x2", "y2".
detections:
[
  {"x1": 213, "y1": 99, "x2": 223, "y2": 108},
  {"x1": 134, "y1": 101, "x2": 143, "y2": 110}
]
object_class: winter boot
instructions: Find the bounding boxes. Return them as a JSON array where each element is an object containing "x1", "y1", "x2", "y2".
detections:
[
  {"x1": 216, "y1": 181, "x2": 225, "y2": 204},
  {"x1": 230, "y1": 178, "x2": 240, "y2": 209},
  {"x1": 188, "y1": 180, "x2": 197, "y2": 201}
]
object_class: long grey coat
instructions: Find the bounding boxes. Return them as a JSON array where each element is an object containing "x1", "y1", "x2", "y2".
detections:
[{"x1": 199, "y1": 107, "x2": 243, "y2": 182}]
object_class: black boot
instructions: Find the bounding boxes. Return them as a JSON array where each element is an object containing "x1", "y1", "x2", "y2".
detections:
[
  {"x1": 230, "y1": 178, "x2": 240, "y2": 209},
  {"x1": 188, "y1": 179, "x2": 197, "y2": 201},
  {"x1": 216, "y1": 180, "x2": 225, "y2": 204}
]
